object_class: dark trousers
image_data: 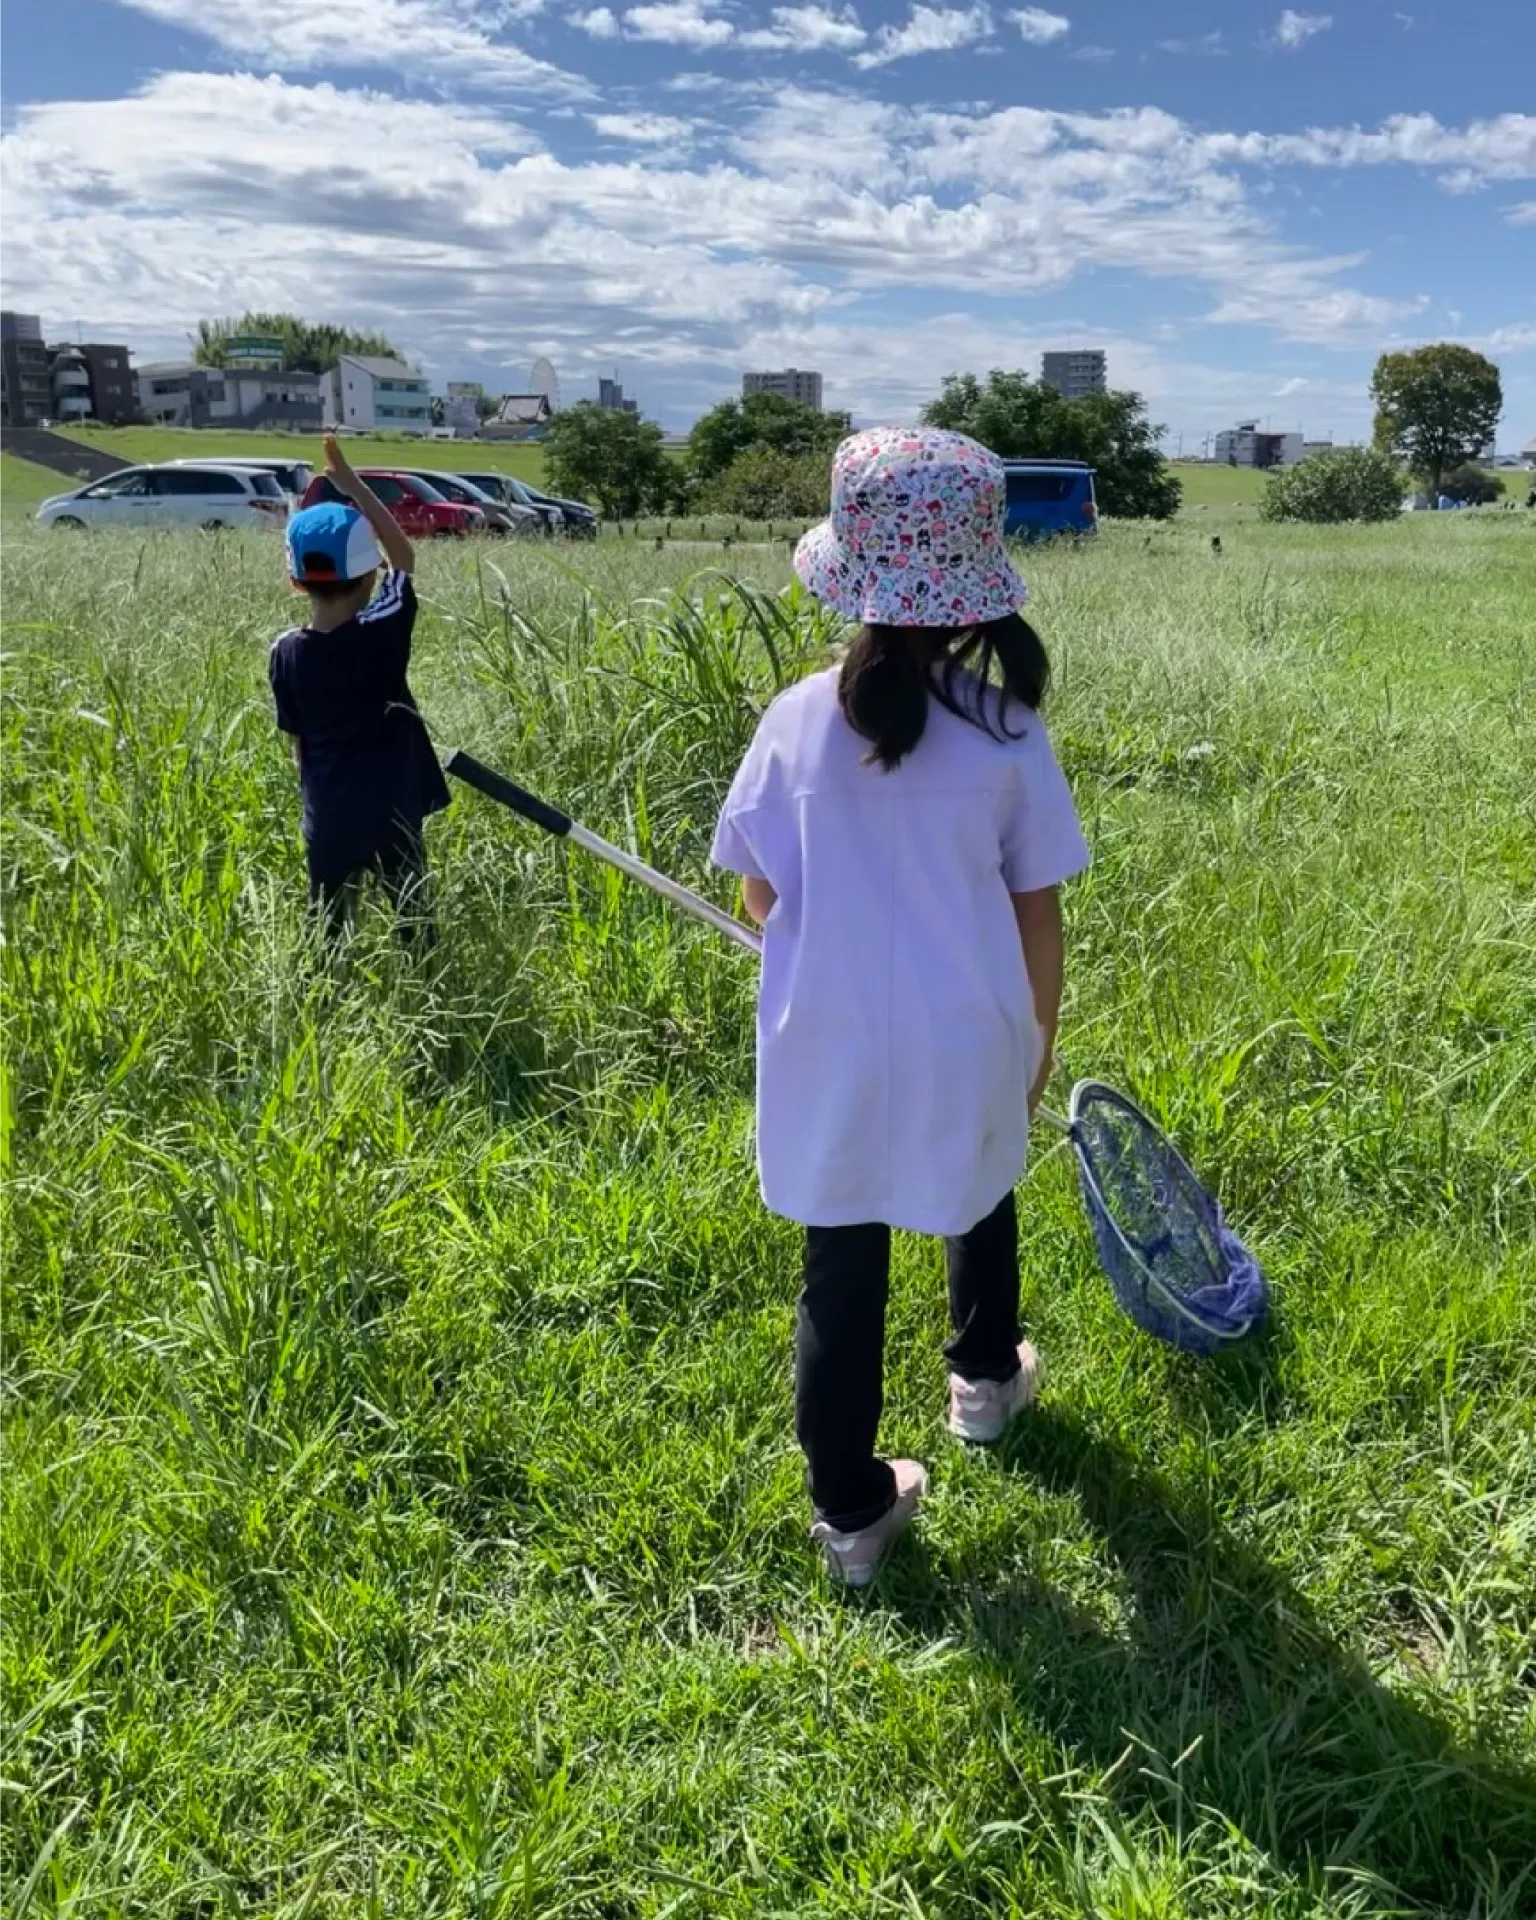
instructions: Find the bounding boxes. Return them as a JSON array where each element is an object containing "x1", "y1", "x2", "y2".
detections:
[
  {"x1": 308, "y1": 829, "x2": 435, "y2": 949},
  {"x1": 797, "y1": 1189, "x2": 1023, "y2": 1532}
]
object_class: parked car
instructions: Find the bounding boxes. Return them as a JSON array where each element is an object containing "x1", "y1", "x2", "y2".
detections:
[
  {"x1": 169, "y1": 455, "x2": 314, "y2": 501},
  {"x1": 518, "y1": 479, "x2": 599, "y2": 539},
  {"x1": 1000, "y1": 461, "x2": 1098, "y2": 540},
  {"x1": 399, "y1": 471, "x2": 542, "y2": 537},
  {"x1": 36, "y1": 463, "x2": 290, "y2": 532},
  {"x1": 454, "y1": 471, "x2": 564, "y2": 536},
  {"x1": 300, "y1": 470, "x2": 485, "y2": 538}
]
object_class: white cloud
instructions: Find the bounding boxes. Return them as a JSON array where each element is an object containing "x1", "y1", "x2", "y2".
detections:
[
  {"x1": 1204, "y1": 114, "x2": 1536, "y2": 189},
  {"x1": 853, "y1": 3, "x2": 993, "y2": 67},
  {"x1": 740, "y1": 5, "x2": 868, "y2": 50},
  {"x1": 5, "y1": 68, "x2": 1530, "y2": 433},
  {"x1": 623, "y1": 0, "x2": 734, "y2": 45},
  {"x1": 117, "y1": 0, "x2": 591, "y2": 94},
  {"x1": 591, "y1": 112, "x2": 692, "y2": 144},
  {"x1": 1069, "y1": 44, "x2": 1114, "y2": 61},
  {"x1": 1157, "y1": 31, "x2": 1225, "y2": 57},
  {"x1": 1010, "y1": 8, "x2": 1068, "y2": 43},
  {"x1": 1270, "y1": 10, "x2": 1332, "y2": 50},
  {"x1": 1477, "y1": 322, "x2": 1536, "y2": 353},
  {"x1": 572, "y1": 6, "x2": 619, "y2": 34},
  {"x1": 1504, "y1": 200, "x2": 1536, "y2": 224}
]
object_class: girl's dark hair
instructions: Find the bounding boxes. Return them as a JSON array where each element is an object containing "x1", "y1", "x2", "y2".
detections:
[{"x1": 837, "y1": 613, "x2": 1051, "y2": 770}]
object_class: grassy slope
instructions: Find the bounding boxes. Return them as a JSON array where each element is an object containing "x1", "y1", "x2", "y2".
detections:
[
  {"x1": 50, "y1": 423, "x2": 550, "y2": 482},
  {"x1": 1169, "y1": 461, "x2": 1269, "y2": 507},
  {"x1": 0, "y1": 451, "x2": 67, "y2": 504},
  {"x1": 2, "y1": 515, "x2": 1534, "y2": 1917}
]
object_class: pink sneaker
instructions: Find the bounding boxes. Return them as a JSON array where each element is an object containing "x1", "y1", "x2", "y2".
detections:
[
  {"x1": 810, "y1": 1459, "x2": 928, "y2": 1588},
  {"x1": 948, "y1": 1342, "x2": 1041, "y2": 1443}
]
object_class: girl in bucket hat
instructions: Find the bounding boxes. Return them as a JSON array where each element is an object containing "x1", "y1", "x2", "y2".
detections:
[{"x1": 711, "y1": 427, "x2": 1090, "y2": 1586}]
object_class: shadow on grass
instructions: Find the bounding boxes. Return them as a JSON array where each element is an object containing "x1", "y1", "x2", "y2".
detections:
[{"x1": 886, "y1": 1406, "x2": 1536, "y2": 1914}]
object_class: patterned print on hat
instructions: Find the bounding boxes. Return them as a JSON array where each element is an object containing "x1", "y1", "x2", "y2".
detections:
[{"x1": 794, "y1": 426, "x2": 1028, "y2": 628}]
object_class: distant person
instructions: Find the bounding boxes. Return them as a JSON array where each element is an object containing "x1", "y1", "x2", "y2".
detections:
[
  {"x1": 711, "y1": 428, "x2": 1089, "y2": 1586},
  {"x1": 269, "y1": 434, "x2": 449, "y2": 946}
]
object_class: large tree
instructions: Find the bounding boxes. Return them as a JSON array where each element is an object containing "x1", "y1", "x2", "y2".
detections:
[
  {"x1": 193, "y1": 313, "x2": 405, "y2": 374},
  {"x1": 702, "y1": 447, "x2": 829, "y2": 520},
  {"x1": 922, "y1": 372, "x2": 1182, "y2": 520},
  {"x1": 544, "y1": 402, "x2": 677, "y2": 518},
  {"x1": 1370, "y1": 343, "x2": 1502, "y2": 495},
  {"x1": 687, "y1": 394, "x2": 846, "y2": 489}
]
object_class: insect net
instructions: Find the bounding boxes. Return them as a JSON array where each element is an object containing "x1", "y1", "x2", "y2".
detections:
[{"x1": 1060, "y1": 1081, "x2": 1268, "y2": 1355}]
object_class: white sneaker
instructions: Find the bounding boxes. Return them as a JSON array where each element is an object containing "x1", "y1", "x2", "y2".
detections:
[
  {"x1": 810, "y1": 1459, "x2": 928, "y2": 1588},
  {"x1": 948, "y1": 1342, "x2": 1041, "y2": 1443}
]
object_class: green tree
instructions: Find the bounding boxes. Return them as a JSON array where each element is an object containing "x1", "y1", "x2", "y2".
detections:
[
  {"x1": 1437, "y1": 463, "x2": 1505, "y2": 506},
  {"x1": 922, "y1": 371, "x2": 1182, "y2": 520},
  {"x1": 1258, "y1": 446, "x2": 1403, "y2": 524},
  {"x1": 687, "y1": 394, "x2": 846, "y2": 488},
  {"x1": 702, "y1": 447, "x2": 829, "y2": 520},
  {"x1": 1370, "y1": 343, "x2": 1502, "y2": 496},
  {"x1": 193, "y1": 313, "x2": 405, "y2": 374},
  {"x1": 544, "y1": 402, "x2": 677, "y2": 518}
]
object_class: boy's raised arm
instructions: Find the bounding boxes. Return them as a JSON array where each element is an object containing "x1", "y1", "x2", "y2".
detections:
[{"x1": 322, "y1": 432, "x2": 415, "y2": 575}]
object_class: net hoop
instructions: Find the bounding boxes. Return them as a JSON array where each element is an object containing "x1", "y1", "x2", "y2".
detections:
[{"x1": 1063, "y1": 1078, "x2": 1264, "y2": 1347}]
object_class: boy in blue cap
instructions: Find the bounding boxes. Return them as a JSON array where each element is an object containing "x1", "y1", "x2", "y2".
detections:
[{"x1": 270, "y1": 435, "x2": 449, "y2": 944}]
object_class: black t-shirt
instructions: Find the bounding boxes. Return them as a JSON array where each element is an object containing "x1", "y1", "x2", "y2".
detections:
[{"x1": 269, "y1": 572, "x2": 450, "y2": 880}]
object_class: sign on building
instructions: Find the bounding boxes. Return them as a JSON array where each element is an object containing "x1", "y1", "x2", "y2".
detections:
[{"x1": 225, "y1": 334, "x2": 286, "y2": 370}]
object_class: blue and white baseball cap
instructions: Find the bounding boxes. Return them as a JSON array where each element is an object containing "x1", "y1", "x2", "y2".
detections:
[{"x1": 285, "y1": 502, "x2": 382, "y2": 584}]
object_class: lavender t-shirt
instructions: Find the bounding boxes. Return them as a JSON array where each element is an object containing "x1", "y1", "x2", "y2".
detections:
[{"x1": 711, "y1": 667, "x2": 1090, "y2": 1235}]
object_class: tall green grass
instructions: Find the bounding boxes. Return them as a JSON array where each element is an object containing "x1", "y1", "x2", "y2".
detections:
[{"x1": 3, "y1": 511, "x2": 1533, "y2": 1917}]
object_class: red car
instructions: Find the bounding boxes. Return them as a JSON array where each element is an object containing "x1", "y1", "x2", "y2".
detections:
[{"x1": 299, "y1": 470, "x2": 485, "y2": 538}]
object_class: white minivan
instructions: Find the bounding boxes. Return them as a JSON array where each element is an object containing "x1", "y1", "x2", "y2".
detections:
[
  {"x1": 35, "y1": 464, "x2": 290, "y2": 531},
  {"x1": 166, "y1": 455, "x2": 314, "y2": 502}
]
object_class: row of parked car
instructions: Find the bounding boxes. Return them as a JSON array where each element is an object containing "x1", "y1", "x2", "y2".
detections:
[{"x1": 34, "y1": 456, "x2": 599, "y2": 539}]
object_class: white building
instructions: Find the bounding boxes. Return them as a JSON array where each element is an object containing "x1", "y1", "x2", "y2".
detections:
[
  {"x1": 1041, "y1": 350, "x2": 1107, "y2": 399},
  {"x1": 1214, "y1": 421, "x2": 1304, "y2": 469},
  {"x1": 743, "y1": 368, "x2": 824, "y2": 411},
  {"x1": 321, "y1": 356, "x2": 432, "y2": 432},
  {"x1": 137, "y1": 362, "x2": 322, "y2": 430}
]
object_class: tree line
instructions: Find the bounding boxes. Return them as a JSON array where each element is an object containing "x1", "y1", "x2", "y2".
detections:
[
  {"x1": 545, "y1": 340, "x2": 1507, "y2": 527},
  {"x1": 544, "y1": 376, "x2": 1183, "y2": 522}
]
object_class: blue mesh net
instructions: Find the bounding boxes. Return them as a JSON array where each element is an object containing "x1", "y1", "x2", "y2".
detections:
[{"x1": 1066, "y1": 1082, "x2": 1268, "y2": 1354}]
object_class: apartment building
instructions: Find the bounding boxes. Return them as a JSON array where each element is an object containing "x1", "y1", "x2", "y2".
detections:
[
  {"x1": 1041, "y1": 350, "x2": 1107, "y2": 400},
  {"x1": 743, "y1": 368, "x2": 824, "y2": 411},
  {"x1": 321, "y1": 356, "x2": 431, "y2": 431}
]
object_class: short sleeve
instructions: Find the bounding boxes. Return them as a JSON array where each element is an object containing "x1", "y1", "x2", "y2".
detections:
[
  {"x1": 999, "y1": 716, "x2": 1090, "y2": 892},
  {"x1": 710, "y1": 727, "x2": 772, "y2": 880},
  {"x1": 268, "y1": 640, "x2": 300, "y2": 735}
]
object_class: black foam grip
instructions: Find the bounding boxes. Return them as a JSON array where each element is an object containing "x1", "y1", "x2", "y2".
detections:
[{"x1": 444, "y1": 751, "x2": 572, "y2": 837}]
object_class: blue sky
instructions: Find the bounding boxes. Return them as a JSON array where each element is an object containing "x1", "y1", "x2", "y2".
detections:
[{"x1": 3, "y1": 0, "x2": 1532, "y2": 439}]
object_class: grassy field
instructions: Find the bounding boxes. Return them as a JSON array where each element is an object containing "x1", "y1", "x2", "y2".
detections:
[{"x1": 3, "y1": 509, "x2": 1534, "y2": 1917}]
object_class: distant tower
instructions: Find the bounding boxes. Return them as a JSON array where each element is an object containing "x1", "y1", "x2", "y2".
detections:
[{"x1": 529, "y1": 357, "x2": 561, "y2": 414}]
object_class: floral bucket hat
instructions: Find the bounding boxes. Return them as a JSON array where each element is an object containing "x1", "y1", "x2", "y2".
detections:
[{"x1": 794, "y1": 426, "x2": 1028, "y2": 628}]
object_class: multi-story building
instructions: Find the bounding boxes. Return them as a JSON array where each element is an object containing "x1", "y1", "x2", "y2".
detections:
[
  {"x1": 1214, "y1": 422, "x2": 1304, "y2": 469},
  {"x1": 138, "y1": 362, "x2": 322, "y2": 430},
  {"x1": 597, "y1": 376, "x2": 638, "y2": 413},
  {"x1": 743, "y1": 368, "x2": 824, "y2": 411},
  {"x1": 2, "y1": 312, "x2": 58, "y2": 426},
  {"x1": 75, "y1": 343, "x2": 136, "y2": 424},
  {"x1": 3, "y1": 316, "x2": 138, "y2": 426},
  {"x1": 1041, "y1": 350, "x2": 1107, "y2": 400},
  {"x1": 320, "y1": 356, "x2": 431, "y2": 432}
]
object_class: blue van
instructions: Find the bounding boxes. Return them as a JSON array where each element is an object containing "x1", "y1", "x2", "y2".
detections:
[{"x1": 1002, "y1": 460, "x2": 1098, "y2": 540}]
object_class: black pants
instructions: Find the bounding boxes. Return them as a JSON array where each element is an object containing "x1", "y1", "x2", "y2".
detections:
[
  {"x1": 308, "y1": 829, "x2": 435, "y2": 949},
  {"x1": 797, "y1": 1189, "x2": 1023, "y2": 1532}
]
